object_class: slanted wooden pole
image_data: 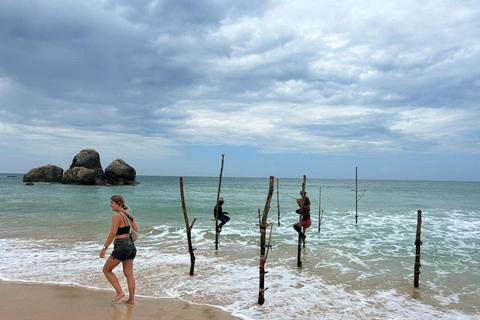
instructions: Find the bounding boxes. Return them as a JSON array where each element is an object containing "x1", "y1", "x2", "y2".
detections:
[
  {"x1": 179, "y1": 177, "x2": 197, "y2": 275},
  {"x1": 258, "y1": 176, "x2": 275, "y2": 305},
  {"x1": 215, "y1": 154, "x2": 225, "y2": 250},
  {"x1": 277, "y1": 178, "x2": 281, "y2": 226},
  {"x1": 414, "y1": 209, "x2": 423, "y2": 288},
  {"x1": 297, "y1": 175, "x2": 306, "y2": 268}
]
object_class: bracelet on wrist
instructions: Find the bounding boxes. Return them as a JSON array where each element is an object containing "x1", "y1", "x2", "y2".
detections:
[{"x1": 103, "y1": 246, "x2": 108, "y2": 250}]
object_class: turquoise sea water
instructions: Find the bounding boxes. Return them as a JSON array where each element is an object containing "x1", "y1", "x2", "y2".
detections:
[{"x1": 0, "y1": 174, "x2": 479, "y2": 319}]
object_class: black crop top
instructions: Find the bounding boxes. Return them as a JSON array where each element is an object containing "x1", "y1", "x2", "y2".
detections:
[
  {"x1": 116, "y1": 211, "x2": 131, "y2": 235},
  {"x1": 116, "y1": 225, "x2": 130, "y2": 235}
]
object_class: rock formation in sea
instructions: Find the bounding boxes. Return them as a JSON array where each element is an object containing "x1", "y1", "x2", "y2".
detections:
[
  {"x1": 23, "y1": 149, "x2": 137, "y2": 185},
  {"x1": 104, "y1": 158, "x2": 137, "y2": 185},
  {"x1": 23, "y1": 164, "x2": 64, "y2": 183},
  {"x1": 61, "y1": 166, "x2": 98, "y2": 185},
  {"x1": 62, "y1": 149, "x2": 105, "y2": 185}
]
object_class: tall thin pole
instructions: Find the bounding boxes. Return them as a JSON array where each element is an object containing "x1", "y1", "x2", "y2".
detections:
[
  {"x1": 355, "y1": 166, "x2": 358, "y2": 225},
  {"x1": 414, "y1": 209, "x2": 423, "y2": 288},
  {"x1": 277, "y1": 178, "x2": 280, "y2": 226},
  {"x1": 179, "y1": 177, "x2": 197, "y2": 275},
  {"x1": 318, "y1": 186, "x2": 323, "y2": 233},
  {"x1": 258, "y1": 176, "x2": 275, "y2": 305},
  {"x1": 297, "y1": 175, "x2": 306, "y2": 268},
  {"x1": 215, "y1": 154, "x2": 225, "y2": 250},
  {"x1": 352, "y1": 166, "x2": 366, "y2": 225}
]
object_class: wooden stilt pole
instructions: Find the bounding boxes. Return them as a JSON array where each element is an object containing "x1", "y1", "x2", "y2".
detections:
[
  {"x1": 302, "y1": 226, "x2": 307, "y2": 249},
  {"x1": 297, "y1": 175, "x2": 306, "y2": 268},
  {"x1": 179, "y1": 177, "x2": 196, "y2": 275},
  {"x1": 277, "y1": 178, "x2": 281, "y2": 226},
  {"x1": 414, "y1": 209, "x2": 423, "y2": 288},
  {"x1": 318, "y1": 186, "x2": 324, "y2": 233},
  {"x1": 258, "y1": 176, "x2": 275, "y2": 305},
  {"x1": 352, "y1": 167, "x2": 366, "y2": 225},
  {"x1": 215, "y1": 154, "x2": 225, "y2": 250},
  {"x1": 355, "y1": 166, "x2": 358, "y2": 225}
]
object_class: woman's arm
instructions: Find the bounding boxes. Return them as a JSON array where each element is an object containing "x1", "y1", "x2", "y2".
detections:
[{"x1": 100, "y1": 213, "x2": 121, "y2": 258}]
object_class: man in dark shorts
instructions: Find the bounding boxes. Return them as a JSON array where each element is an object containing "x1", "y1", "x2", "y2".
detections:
[{"x1": 214, "y1": 197, "x2": 230, "y2": 233}]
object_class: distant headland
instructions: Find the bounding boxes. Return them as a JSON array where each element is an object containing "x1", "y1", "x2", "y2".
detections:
[{"x1": 23, "y1": 149, "x2": 137, "y2": 185}]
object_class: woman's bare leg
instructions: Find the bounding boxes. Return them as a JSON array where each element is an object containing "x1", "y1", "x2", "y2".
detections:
[
  {"x1": 122, "y1": 260, "x2": 135, "y2": 305},
  {"x1": 103, "y1": 258, "x2": 125, "y2": 302}
]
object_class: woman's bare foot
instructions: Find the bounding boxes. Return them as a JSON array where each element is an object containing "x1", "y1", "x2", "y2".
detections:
[
  {"x1": 123, "y1": 299, "x2": 135, "y2": 305},
  {"x1": 112, "y1": 292, "x2": 125, "y2": 302}
]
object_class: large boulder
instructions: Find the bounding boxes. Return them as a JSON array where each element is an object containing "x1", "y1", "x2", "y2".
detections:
[
  {"x1": 23, "y1": 164, "x2": 63, "y2": 183},
  {"x1": 61, "y1": 149, "x2": 105, "y2": 184},
  {"x1": 105, "y1": 159, "x2": 137, "y2": 185},
  {"x1": 69, "y1": 149, "x2": 104, "y2": 176},
  {"x1": 61, "y1": 167, "x2": 97, "y2": 185}
]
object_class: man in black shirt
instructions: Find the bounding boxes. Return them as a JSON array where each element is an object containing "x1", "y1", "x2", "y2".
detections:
[{"x1": 214, "y1": 197, "x2": 230, "y2": 233}]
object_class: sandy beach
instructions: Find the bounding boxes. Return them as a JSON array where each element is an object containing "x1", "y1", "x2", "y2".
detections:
[{"x1": 0, "y1": 281, "x2": 240, "y2": 320}]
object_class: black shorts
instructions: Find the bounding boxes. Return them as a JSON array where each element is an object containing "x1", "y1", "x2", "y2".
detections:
[
  {"x1": 110, "y1": 237, "x2": 136, "y2": 262},
  {"x1": 218, "y1": 215, "x2": 229, "y2": 222}
]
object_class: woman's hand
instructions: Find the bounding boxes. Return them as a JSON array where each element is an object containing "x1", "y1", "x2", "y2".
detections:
[{"x1": 100, "y1": 248, "x2": 106, "y2": 258}]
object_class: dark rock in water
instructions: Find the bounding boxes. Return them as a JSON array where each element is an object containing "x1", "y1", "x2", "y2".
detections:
[
  {"x1": 25, "y1": 182, "x2": 34, "y2": 185},
  {"x1": 69, "y1": 149, "x2": 104, "y2": 177},
  {"x1": 61, "y1": 167, "x2": 97, "y2": 185},
  {"x1": 105, "y1": 159, "x2": 137, "y2": 185},
  {"x1": 23, "y1": 164, "x2": 64, "y2": 183},
  {"x1": 61, "y1": 149, "x2": 106, "y2": 184},
  {"x1": 26, "y1": 148, "x2": 137, "y2": 186}
]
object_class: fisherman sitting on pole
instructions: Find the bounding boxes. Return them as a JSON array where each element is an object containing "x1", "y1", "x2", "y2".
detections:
[
  {"x1": 293, "y1": 198, "x2": 311, "y2": 240},
  {"x1": 214, "y1": 197, "x2": 230, "y2": 233}
]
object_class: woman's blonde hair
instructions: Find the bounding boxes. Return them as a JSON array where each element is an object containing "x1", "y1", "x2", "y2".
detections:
[{"x1": 111, "y1": 195, "x2": 128, "y2": 210}]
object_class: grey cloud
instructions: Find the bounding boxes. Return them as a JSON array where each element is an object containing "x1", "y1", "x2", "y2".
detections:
[{"x1": 0, "y1": 0, "x2": 479, "y2": 161}]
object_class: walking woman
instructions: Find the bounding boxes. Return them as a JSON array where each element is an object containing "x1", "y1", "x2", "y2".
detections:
[{"x1": 100, "y1": 195, "x2": 138, "y2": 304}]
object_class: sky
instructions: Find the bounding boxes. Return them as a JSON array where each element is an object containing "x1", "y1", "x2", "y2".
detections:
[{"x1": 0, "y1": 0, "x2": 479, "y2": 181}]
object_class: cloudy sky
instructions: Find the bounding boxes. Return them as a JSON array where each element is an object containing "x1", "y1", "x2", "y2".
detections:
[{"x1": 0, "y1": 0, "x2": 479, "y2": 181}]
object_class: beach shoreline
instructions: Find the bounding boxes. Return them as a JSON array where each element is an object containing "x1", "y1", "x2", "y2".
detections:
[{"x1": 0, "y1": 280, "x2": 240, "y2": 320}]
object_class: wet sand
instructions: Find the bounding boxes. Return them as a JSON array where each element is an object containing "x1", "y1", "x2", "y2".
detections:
[{"x1": 0, "y1": 280, "x2": 240, "y2": 320}]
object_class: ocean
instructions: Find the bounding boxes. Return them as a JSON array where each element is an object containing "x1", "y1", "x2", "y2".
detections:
[{"x1": 0, "y1": 174, "x2": 479, "y2": 319}]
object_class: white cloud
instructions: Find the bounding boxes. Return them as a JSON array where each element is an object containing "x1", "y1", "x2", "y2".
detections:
[
  {"x1": 0, "y1": 121, "x2": 178, "y2": 159},
  {"x1": 390, "y1": 107, "x2": 479, "y2": 153},
  {"x1": 0, "y1": 0, "x2": 479, "y2": 178}
]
